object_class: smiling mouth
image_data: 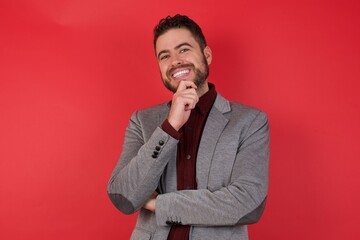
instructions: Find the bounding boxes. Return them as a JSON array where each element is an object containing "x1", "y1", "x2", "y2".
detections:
[{"x1": 172, "y1": 69, "x2": 190, "y2": 78}]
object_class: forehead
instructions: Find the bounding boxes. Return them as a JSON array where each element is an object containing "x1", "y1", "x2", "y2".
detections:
[{"x1": 155, "y1": 28, "x2": 199, "y2": 53}]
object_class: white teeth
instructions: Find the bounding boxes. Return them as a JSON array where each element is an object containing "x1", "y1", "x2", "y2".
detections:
[{"x1": 173, "y1": 69, "x2": 189, "y2": 78}]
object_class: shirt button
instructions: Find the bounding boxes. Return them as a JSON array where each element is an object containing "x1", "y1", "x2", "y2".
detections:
[
  {"x1": 159, "y1": 140, "x2": 164, "y2": 146},
  {"x1": 186, "y1": 155, "x2": 191, "y2": 160},
  {"x1": 155, "y1": 146, "x2": 161, "y2": 151}
]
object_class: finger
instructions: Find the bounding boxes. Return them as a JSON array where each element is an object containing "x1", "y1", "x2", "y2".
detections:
[
  {"x1": 175, "y1": 92, "x2": 199, "y2": 105},
  {"x1": 178, "y1": 88, "x2": 199, "y2": 100},
  {"x1": 183, "y1": 97, "x2": 199, "y2": 110},
  {"x1": 177, "y1": 80, "x2": 197, "y2": 91},
  {"x1": 174, "y1": 89, "x2": 198, "y2": 101}
]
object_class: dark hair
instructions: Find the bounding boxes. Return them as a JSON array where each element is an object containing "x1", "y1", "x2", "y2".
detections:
[{"x1": 153, "y1": 14, "x2": 207, "y2": 51}]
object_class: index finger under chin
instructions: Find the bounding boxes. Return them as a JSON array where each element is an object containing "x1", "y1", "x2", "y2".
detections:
[{"x1": 177, "y1": 80, "x2": 197, "y2": 91}]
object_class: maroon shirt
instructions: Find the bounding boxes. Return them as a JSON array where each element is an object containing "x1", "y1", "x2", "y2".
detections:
[{"x1": 162, "y1": 83, "x2": 217, "y2": 240}]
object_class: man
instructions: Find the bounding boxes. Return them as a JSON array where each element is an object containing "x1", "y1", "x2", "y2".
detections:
[{"x1": 108, "y1": 14, "x2": 269, "y2": 240}]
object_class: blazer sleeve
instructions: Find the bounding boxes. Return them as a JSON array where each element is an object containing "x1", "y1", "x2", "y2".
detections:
[
  {"x1": 156, "y1": 111, "x2": 270, "y2": 226},
  {"x1": 107, "y1": 111, "x2": 178, "y2": 215}
]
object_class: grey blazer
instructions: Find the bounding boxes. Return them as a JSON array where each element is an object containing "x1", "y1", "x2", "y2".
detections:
[{"x1": 108, "y1": 93, "x2": 270, "y2": 240}]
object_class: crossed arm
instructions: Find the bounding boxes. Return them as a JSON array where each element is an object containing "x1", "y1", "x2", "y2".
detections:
[
  {"x1": 108, "y1": 109, "x2": 269, "y2": 226},
  {"x1": 108, "y1": 81, "x2": 269, "y2": 226}
]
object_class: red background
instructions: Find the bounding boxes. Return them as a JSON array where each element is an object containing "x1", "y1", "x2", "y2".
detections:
[{"x1": 1, "y1": 0, "x2": 359, "y2": 239}]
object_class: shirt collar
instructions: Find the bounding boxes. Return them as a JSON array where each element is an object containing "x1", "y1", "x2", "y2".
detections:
[{"x1": 196, "y1": 82, "x2": 217, "y2": 116}]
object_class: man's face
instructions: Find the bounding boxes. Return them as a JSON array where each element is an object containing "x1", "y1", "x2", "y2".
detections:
[{"x1": 155, "y1": 28, "x2": 212, "y2": 93}]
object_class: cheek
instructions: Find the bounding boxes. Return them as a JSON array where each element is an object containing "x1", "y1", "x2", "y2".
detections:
[
  {"x1": 190, "y1": 56, "x2": 203, "y2": 66},
  {"x1": 161, "y1": 67, "x2": 167, "y2": 77},
  {"x1": 158, "y1": 64, "x2": 166, "y2": 74},
  {"x1": 159, "y1": 66, "x2": 168, "y2": 79}
]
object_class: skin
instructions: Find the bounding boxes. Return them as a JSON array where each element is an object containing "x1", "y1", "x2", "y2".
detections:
[
  {"x1": 143, "y1": 28, "x2": 213, "y2": 212},
  {"x1": 156, "y1": 27, "x2": 212, "y2": 131}
]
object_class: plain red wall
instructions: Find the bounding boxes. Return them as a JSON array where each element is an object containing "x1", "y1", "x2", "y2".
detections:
[{"x1": 1, "y1": 0, "x2": 359, "y2": 239}]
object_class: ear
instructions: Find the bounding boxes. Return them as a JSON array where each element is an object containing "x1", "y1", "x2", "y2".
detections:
[{"x1": 203, "y1": 46, "x2": 212, "y2": 65}]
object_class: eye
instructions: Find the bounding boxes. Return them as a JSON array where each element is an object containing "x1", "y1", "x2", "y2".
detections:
[
  {"x1": 180, "y1": 48, "x2": 190, "y2": 53},
  {"x1": 159, "y1": 54, "x2": 169, "y2": 61}
]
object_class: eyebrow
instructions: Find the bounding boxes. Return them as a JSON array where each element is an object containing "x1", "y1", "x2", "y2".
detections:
[{"x1": 157, "y1": 42, "x2": 194, "y2": 59}]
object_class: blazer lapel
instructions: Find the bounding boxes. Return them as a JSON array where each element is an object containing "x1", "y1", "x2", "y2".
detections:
[{"x1": 196, "y1": 94, "x2": 231, "y2": 189}]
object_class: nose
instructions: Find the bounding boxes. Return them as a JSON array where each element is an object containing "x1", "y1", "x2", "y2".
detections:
[{"x1": 171, "y1": 55, "x2": 183, "y2": 67}]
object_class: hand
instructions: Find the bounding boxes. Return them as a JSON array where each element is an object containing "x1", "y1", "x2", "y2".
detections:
[
  {"x1": 168, "y1": 81, "x2": 199, "y2": 131},
  {"x1": 143, "y1": 192, "x2": 158, "y2": 212}
]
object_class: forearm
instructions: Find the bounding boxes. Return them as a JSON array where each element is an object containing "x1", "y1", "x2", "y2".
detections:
[
  {"x1": 156, "y1": 111, "x2": 270, "y2": 226},
  {"x1": 108, "y1": 113, "x2": 178, "y2": 214},
  {"x1": 155, "y1": 180, "x2": 267, "y2": 226}
]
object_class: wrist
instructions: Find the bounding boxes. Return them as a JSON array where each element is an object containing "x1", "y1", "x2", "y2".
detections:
[
  {"x1": 161, "y1": 119, "x2": 181, "y2": 140},
  {"x1": 167, "y1": 119, "x2": 181, "y2": 132}
]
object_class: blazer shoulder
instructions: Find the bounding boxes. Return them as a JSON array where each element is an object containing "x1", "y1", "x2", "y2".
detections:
[
  {"x1": 227, "y1": 101, "x2": 268, "y2": 124},
  {"x1": 134, "y1": 102, "x2": 169, "y2": 119},
  {"x1": 215, "y1": 93, "x2": 266, "y2": 114},
  {"x1": 230, "y1": 101, "x2": 265, "y2": 114}
]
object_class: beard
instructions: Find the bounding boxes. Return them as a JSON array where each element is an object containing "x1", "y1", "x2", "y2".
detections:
[{"x1": 162, "y1": 56, "x2": 209, "y2": 93}]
